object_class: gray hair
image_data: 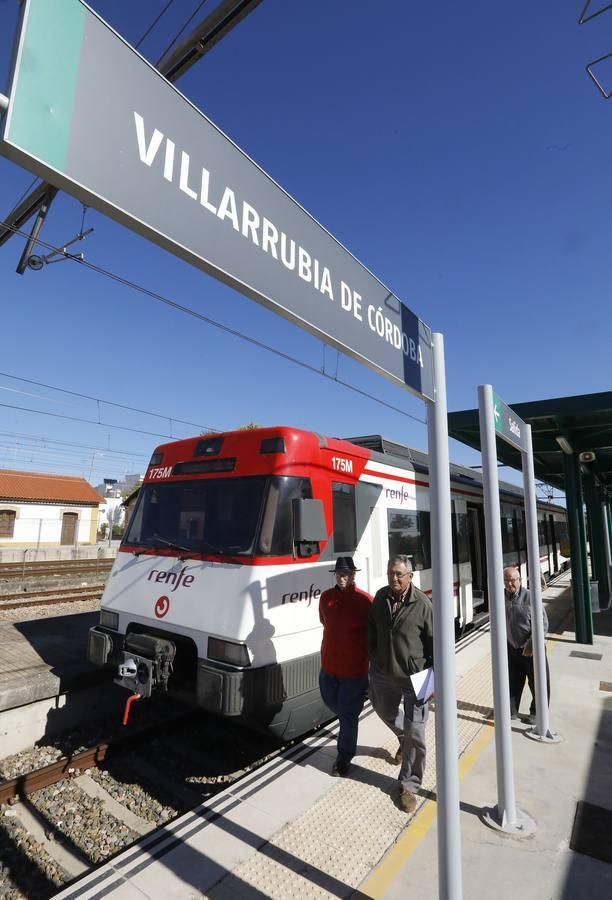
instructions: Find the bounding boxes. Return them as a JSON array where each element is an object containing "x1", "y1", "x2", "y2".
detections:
[{"x1": 388, "y1": 555, "x2": 413, "y2": 573}]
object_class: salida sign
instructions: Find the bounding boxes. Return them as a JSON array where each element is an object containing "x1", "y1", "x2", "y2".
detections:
[
  {"x1": 1, "y1": 0, "x2": 434, "y2": 401},
  {"x1": 492, "y1": 391, "x2": 528, "y2": 453}
]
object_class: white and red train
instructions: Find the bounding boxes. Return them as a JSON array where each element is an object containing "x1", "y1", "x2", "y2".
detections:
[{"x1": 87, "y1": 426, "x2": 569, "y2": 738}]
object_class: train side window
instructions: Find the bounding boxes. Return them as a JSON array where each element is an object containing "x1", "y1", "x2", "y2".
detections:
[
  {"x1": 454, "y1": 512, "x2": 470, "y2": 564},
  {"x1": 501, "y1": 514, "x2": 515, "y2": 554},
  {"x1": 517, "y1": 513, "x2": 526, "y2": 552},
  {"x1": 332, "y1": 482, "x2": 357, "y2": 552},
  {"x1": 538, "y1": 516, "x2": 547, "y2": 548},
  {"x1": 387, "y1": 509, "x2": 431, "y2": 570}
]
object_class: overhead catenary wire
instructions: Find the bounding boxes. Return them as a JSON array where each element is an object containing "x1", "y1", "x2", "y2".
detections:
[
  {"x1": 0, "y1": 221, "x2": 427, "y2": 427},
  {"x1": 0, "y1": 429, "x2": 148, "y2": 459},
  {"x1": 156, "y1": 0, "x2": 210, "y2": 62},
  {"x1": 0, "y1": 399, "x2": 201, "y2": 441},
  {"x1": 9, "y1": 176, "x2": 40, "y2": 212},
  {"x1": 0, "y1": 371, "x2": 218, "y2": 433},
  {"x1": 135, "y1": 0, "x2": 179, "y2": 49}
]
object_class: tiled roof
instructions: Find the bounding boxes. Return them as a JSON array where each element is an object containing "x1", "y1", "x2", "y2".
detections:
[{"x1": 0, "y1": 469, "x2": 104, "y2": 505}]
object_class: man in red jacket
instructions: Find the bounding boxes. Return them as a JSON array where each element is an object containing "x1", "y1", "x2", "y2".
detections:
[{"x1": 319, "y1": 557, "x2": 373, "y2": 776}]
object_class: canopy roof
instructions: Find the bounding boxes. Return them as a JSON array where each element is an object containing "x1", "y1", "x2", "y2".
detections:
[{"x1": 447, "y1": 391, "x2": 612, "y2": 492}]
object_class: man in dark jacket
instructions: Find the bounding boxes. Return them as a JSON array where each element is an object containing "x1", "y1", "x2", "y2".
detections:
[
  {"x1": 368, "y1": 555, "x2": 433, "y2": 814},
  {"x1": 319, "y1": 557, "x2": 373, "y2": 776},
  {"x1": 504, "y1": 566, "x2": 550, "y2": 723}
]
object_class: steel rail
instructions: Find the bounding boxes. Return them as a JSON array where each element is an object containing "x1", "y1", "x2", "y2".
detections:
[
  {"x1": 0, "y1": 584, "x2": 106, "y2": 603},
  {"x1": 0, "y1": 712, "x2": 195, "y2": 805},
  {"x1": 0, "y1": 591, "x2": 102, "y2": 611}
]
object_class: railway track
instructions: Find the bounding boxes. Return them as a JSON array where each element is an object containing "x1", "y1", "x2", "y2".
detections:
[
  {"x1": 0, "y1": 559, "x2": 114, "y2": 581},
  {"x1": 0, "y1": 585, "x2": 104, "y2": 612},
  {"x1": 0, "y1": 706, "x2": 284, "y2": 898}
]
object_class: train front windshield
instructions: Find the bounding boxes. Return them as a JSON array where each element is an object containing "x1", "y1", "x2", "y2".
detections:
[{"x1": 123, "y1": 475, "x2": 312, "y2": 557}]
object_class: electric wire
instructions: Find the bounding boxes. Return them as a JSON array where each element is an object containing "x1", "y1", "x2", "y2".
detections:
[
  {"x1": 135, "y1": 0, "x2": 178, "y2": 49},
  {"x1": 8, "y1": 175, "x2": 39, "y2": 213},
  {"x1": 0, "y1": 221, "x2": 427, "y2": 427},
  {"x1": 0, "y1": 371, "x2": 218, "y2": 433},
  {"x1": 0, "y1": 399, "x2": 197, "y2": 442},
  {"x1": 0, "y1": 429, "x2": 149, "y2": 458},
  {"x1": 156, "y1": 0, "x2": 210, "y2": 63}
]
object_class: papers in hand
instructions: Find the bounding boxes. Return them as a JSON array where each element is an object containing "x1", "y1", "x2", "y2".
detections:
[{"x1": 410, "y1": 667, "x2": 434, "y2": 701}]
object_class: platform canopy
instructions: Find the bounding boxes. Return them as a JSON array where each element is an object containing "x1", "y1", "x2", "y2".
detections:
[{"x1": 448, "y1": 390, "x2": 612, "y2": 492}]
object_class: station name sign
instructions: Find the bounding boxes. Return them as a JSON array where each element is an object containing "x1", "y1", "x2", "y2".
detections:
[
  {"x1": 1, "y1": 0, "x2": 434, "y2": 401},
  {"x1": 492, "y1": 391, "x2": 528, "y2": 452}
]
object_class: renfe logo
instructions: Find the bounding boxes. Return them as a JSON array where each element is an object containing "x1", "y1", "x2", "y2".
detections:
[
  {"x1": 148, "y1": 568, "x2": 195, "y2": 590},
  {"x1": 385, "y1": 486, "x2": 412, "y2": 505},
  {"x1": 282, "y1": 584, "x2": 321, "y2": 607},
  {"x1": 155, "y1": 595, "x2": 170, "y2": 618}
]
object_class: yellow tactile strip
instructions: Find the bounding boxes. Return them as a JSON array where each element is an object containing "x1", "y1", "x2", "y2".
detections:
[{"x1": 206, "y1": 652, "x2": 495, "y2": 900}]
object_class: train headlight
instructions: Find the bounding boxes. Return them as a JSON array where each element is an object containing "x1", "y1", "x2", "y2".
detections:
[
  {"x1": 207, "y1": 638, "x2": 250, "y2": 667},
  {"x1": 100, "y1": 609, "x2": 119, "y2": 631}
]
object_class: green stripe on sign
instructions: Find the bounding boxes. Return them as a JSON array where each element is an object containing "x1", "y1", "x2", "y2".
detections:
[{"x1": 7, "y1": 0, "x2": 85, "y2": 172}]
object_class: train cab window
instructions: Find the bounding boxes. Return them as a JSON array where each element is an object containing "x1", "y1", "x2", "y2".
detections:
[
  {"x1": 124, "y1": 477, "x2": 268, "y2": 555},
  {"x1": 259, "y1": 476, "x2": 313, "y2": 556},
  {"x1": 332, "y1": 482, "x2": 357, "y2": 553},
  {"x1": 387, "y1": 509, "x2": 431, "y2": 571}
]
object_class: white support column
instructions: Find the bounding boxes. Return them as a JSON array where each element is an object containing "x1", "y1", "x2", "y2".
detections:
[
  {"x1": 478, "y1": 384, "x2": 535, "y2": 834},
  {"x1": 522, "y1": 426, "x2": 560, "y2": 744},
  {"x1": 426, "y1": 332, "x2": 463, "y2": 900}
]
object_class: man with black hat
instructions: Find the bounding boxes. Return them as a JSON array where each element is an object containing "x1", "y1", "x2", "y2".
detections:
[
  {"x1": 319, "y1": 557, "x2": 373, "y2": 776},
  {"x1": 368, "y1": 555, "x2": 433, "y2": 815}
]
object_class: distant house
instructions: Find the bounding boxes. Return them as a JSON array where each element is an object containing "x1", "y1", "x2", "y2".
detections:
[
  {"x1": 0, "y1": 469, "x2": 104, "y2": 549},
  {"x1": 122, "y1": 486, "x2": 140, "y2": 534}
]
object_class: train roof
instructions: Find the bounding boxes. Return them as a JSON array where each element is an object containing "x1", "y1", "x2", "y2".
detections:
[{"x1": 344, "y1": 434, "x2": 566, "y2": 514}]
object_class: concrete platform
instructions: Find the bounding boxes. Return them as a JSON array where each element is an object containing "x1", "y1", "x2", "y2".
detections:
[
  {"x1": 0, "y1": 612, "x2": 103, "y2": 712},
  {"x1": 0, "y1": 612, "x2": 117, "y2": 756},
  {"x1": 49, "y1": 572, "x2": 612, "y2": 900}
]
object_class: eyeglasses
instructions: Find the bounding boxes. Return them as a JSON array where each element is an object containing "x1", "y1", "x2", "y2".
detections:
[{"x1": 388, "y1": 571, "x2": 411, "y2": 580}]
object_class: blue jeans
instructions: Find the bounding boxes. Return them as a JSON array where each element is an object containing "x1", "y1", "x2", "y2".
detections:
[{"x1": 319, "y1": 670, "x2": 369, "y2": 765}]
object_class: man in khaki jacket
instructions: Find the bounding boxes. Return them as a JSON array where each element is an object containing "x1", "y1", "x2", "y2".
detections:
[{"x1": 368, "y1": 555, "x2": 433, "y2": 815}]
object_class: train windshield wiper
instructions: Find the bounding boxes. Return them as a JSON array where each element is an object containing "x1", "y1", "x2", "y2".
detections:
[
  {"x1": 200, "y1": 540, "x2": 228, "y2": 555},
  {"x1": 152, "y1": 535, "x2": 193, "y2": 555}
]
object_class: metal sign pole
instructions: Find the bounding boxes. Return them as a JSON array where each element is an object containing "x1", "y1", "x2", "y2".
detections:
[
  {"x1": 478, "y1": 384, "x2": 534, "y2": 834},
  {"x1": 426, "y1": 333, "x2": 462, "y2": 900},
  {"x1": 522, "y1": 426, "x2": 560, "y2": 743}
]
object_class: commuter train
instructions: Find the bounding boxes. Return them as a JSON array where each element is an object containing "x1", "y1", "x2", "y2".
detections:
[{"x1": 87, "y1": 427, "x2": 569, "y2": 738}]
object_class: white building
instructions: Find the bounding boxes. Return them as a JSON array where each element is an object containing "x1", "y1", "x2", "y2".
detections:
[{"x1": 0, "y1": 469, "x2": 103, "y2": 550}]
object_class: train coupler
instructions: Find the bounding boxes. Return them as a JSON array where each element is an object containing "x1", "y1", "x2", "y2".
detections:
[{"x1": 114, "y1": 633, "x2": 176, "y2": 700}]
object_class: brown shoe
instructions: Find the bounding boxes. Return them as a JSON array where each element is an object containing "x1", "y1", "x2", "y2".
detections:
[{"x1": 399, "y1": 790, "x2": 418, "y2": 814}]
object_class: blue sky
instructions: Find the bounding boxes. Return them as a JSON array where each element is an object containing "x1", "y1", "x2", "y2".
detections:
[{"x1": 0, "y1": 0, "x2": 610, "y2": 494}]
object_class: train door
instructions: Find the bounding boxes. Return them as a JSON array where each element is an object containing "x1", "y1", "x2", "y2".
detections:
[
  {"x1": 452, "y1": 498, "x2": 473, "y2": 626},
  {"x1": 354, "y1": 481, "x2": 384, "y2": 595},
  {"x1": 548, "y1": 514, "x2": 559, "y2": 574},
  {"x1": 467, "y1": 503, "x2": 487, "y2": 612}
]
